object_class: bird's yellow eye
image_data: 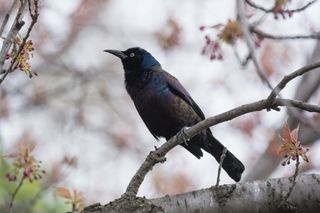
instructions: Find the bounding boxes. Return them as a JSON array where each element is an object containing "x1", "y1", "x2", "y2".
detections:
[{"x1": 129, "y1": 53, "x2": 135, "y2": 57}]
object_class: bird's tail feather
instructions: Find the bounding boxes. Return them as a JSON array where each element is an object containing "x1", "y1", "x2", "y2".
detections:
[{"x1": 204, "y1": 132, "x2": 245, "y2": 182}]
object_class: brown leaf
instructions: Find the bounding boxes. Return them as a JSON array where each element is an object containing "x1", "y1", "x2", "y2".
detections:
[
  {"x1": 218, "y1": 20, "x2": 243, "y2": 44},
  {"x1": 154, "y1": 17, "x2": 181, "y2": 50}
]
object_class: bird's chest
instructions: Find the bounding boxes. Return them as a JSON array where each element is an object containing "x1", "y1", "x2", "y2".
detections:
[
  {"x1": 134, "y1": 78, "x2": 186, "y2": 135},
  {"x1": 133, "y1": 76, "x2": 171, "y2": 113}
]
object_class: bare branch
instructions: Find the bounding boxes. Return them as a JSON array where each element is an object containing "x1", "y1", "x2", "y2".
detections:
[
  {"x1": 0, "y1": 0, "x2": 39, "y2": 85},
  {"x1": 275, "y1": 98, "x2": 320, "y2": 113},
  {"x1": 237, "y1": 0, "x2": 274, "y2": 89},
  {"x1": 281, "y1": 155, "x2": 300, "y2": 206},
  {"x1": 251, "y1": 28, "x2": 320, "y2": 40},
  {"x1": 245, "y1": 0, "x2": 318, "y2": 14},
  {"x1": 7, "y1": 176, "x2": 26, "y2": 213},
  {"x1": 245, "y1": 0, "x2": 270, "y2": 12},
  {"x1": 124, "y1": 97, "x2": 319, "y2": 197},
  {"x1": 0, "y1": 0, "x2": 27, "y2": 76},
  {"x1": 215, "y1": 147, "x2": 227, "y2": 187},
  {"x1": 267, "y1": 61, "x2": 320, "y2": 103},
  {"x1": 0, "y1": 0, "x2": 18, "y2": 37}
]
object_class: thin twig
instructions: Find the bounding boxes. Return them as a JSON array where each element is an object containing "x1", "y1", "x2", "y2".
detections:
[
  {"x1": 237, "y1": 0, "x2": 274, "y2": 90},
  {"x1": 245, "y1": 0, "x2": 270, "y2": 12},
  {"x1": 0, "y1": 0, "x2": 27, "y2": 75},
  {"x1": 267, "y1": 61, "x2": 320, "y2": 103},
  {"x1": 275, "y1": 98, "x2": 320, "y2": 113},
  {"x1": 215, "y1": 147, "x2": 228, "y2": 187},
  {"x1": 251, "y1": 28, "x2": 320, "y2": 40},
  {"x1": 245, "y1": 0, "x2": 318, "y2": 14},
  {"x1": 279, "y1": 155, "x2": 300, "y2": 209},
  {"x1": 7, "y1": 176, "x2": 26, "y2": 213},
  {"x1": 0, "y1": 0, "x2": 39, "y2": 85}
]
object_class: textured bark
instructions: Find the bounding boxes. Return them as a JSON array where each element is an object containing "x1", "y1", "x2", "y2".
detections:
[{"x1": 81, "y1": 174, "x2": 320, "y2": 213}]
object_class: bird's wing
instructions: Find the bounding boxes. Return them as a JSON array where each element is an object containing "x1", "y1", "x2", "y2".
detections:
[{"x1": 162, "y1": 71, "x2": 205, "y2": 120}]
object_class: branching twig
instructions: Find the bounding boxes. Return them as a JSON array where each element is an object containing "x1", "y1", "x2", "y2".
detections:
[
  {"x1": 215, "y1": 147, "x2": 227, "y2": 187},
  {"x1": 0, "y1": 0, "x2": 39, "y2": 85},
  {"x1": 124, "y1": 98, "x2": 319, "y2": 197},
  {"x1": 267, "y1": 61, "x2": 320, "y2": 103},
  {"x1": 0, "y1": 0, "x2": 27, "y2": 75},
  {"x1": 245, "y1": 0, "x2": 318, "y2": 14},
  {"x1": 237, "y1": 0, "x2": 274, "y2": 90}
]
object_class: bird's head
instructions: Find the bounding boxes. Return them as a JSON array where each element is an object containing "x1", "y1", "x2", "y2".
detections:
[{"x1": 104, "y1": 47, "x2": 160, "y2": 72}]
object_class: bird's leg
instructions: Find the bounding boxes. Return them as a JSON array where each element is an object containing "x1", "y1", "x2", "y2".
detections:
[{"x1": 177, "y1": 127, "x2": 190, "y2": 146}]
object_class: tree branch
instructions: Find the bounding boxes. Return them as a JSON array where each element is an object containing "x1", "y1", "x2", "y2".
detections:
[
  {"x1": 215, "y1": 147, "x2": 227, "y2": 187},
  {"x1": 0, "y1": 0, "x2": 27, "y2": 75},
  {"x1": 0, "y1": 0, "x2": 39, "y2": 85},
  {"x1": 267, "y1": 61, "x2": 320, "y2": 103},
  {"x1": 245, "y1": 0, "x2": 318, "y2": 14},
  {"x1": 123, "y1": 60, "x2": 320, "y2": 197},
  {"x1": 237, "y1": 0, "x2": 274, "y2": 89},
  {"x1": 124, "y1": 97, "x2": 319, "y2": 197},
  {"x1": 251, "y1": 28, "x2": 320, "y2": 40},
  {"x1": 0, "y1": 0, "x2": 18, "y2": 37},
  {"x1": 150, "y1": 174, "x2": 320, "y2": 213},
  {"x1": 81, "y1": 174, "x2": 320, "y2": 213}
]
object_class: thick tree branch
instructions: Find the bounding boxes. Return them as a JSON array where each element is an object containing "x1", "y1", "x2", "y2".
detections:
[
  {"x1": 81, "y1": 174, "x2": 320, "y2": 213},
  {"x1": 150, "y1": 174, "x2": 320, "y2": 213}
]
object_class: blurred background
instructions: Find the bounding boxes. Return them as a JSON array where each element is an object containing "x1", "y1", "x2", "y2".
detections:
[{"x1": 0, "y1": 0, "x2": 320, "y2": 211}]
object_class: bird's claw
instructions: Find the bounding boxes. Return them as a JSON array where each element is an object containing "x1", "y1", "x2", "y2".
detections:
[{"x1": 178, "y1": 127, "x2": 190, "y2": 146}]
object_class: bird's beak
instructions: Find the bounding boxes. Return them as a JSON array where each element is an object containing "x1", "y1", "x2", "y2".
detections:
[{"x1": 103, "y1": 49, "x2": 127, "y2": 59}]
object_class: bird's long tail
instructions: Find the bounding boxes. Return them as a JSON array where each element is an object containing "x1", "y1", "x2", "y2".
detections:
[{"x1": 204, "y1": 132, "x2": 245, "y2": 182}]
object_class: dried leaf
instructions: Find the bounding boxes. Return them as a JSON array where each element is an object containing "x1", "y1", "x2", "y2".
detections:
[{"x1": 218, "y1": 20, "x2": 243, "y2": 44}]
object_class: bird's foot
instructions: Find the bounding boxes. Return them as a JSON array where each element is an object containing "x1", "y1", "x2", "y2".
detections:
[{"x1": 177, "y1": 127, "x2": 190, "y2": 146}]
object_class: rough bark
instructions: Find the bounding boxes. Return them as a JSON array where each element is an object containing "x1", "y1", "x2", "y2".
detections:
[{"x1": 81, "y1": 174, "x2": 320, "y2": 213}]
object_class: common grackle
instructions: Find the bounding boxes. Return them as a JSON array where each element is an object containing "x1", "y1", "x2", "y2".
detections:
[{"x1": 104, "y1": 47, "x2": 245, "y2": 182}]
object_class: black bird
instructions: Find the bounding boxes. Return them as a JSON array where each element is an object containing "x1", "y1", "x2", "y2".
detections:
[{"x1": 104, "y1": 47, "x2": 245, "y2": 182}]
